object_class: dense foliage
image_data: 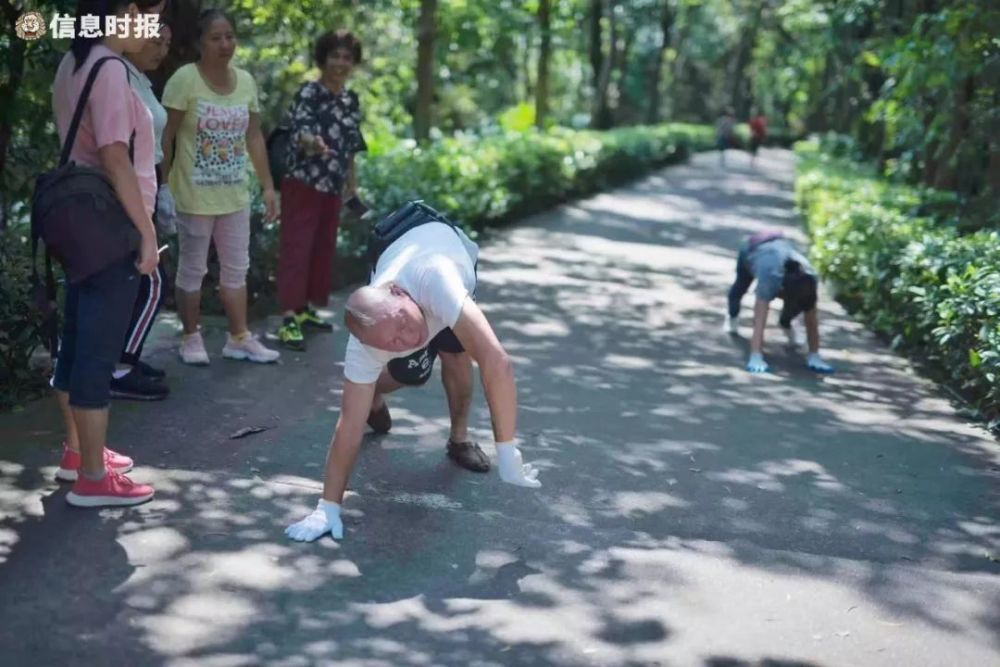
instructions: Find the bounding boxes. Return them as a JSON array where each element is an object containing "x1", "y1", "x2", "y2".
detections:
[{"x1": 796, "y1": 139, "x2": 999, "y2": 422}]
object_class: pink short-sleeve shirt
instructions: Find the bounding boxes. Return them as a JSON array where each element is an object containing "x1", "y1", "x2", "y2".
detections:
[{"x1": 52, "y1": 44, "x2": 157, "y2": 218}]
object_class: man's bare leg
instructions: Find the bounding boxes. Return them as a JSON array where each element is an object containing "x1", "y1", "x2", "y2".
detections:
[
  {"x1": 803, "y1": 308, "x2": 835, "y2": 373},
  {"x1": 372, "y1": 368, "x2": 403, "y2": 410},
  {"x1": 439, "y1": 350, "x2": 490, "y2": 471},
  {"x1": 804, "y1": 308, "x2": 821, "y2": 354},
  {"x1": 439, "y1": 351, "x2": 473, "y2": 443}
]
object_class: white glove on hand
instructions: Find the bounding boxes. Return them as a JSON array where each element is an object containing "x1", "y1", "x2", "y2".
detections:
[
  {"x1": 155, "y1": 185, "x2": 178, "y2": 236},
  {"x1": 783, "y1": 323, "x2": 804, "y2": 348},
  {"x1": 285, "y1": 499, "x2": 343, "y2": 542},
  {"x1": 496, "y1": 442, "x2": 541, "y2": 488},
  {"x1": 806, "y1": 352, "x2": 835, "y2": 374},
  {"x1": 723, "y1": 314, "x2": 739, "y2": 335},
  {"x1": 746, "y1": 352, "x2": 769, "y2": 373}
]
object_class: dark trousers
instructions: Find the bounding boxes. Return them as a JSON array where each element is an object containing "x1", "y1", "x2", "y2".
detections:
[
  {"x1": 120, "y1": 263, "x2": 168, "y2": 366},
  {"x1": 53, "y1": 256, "x2": 140, "y2": 408},
  {"x1": 277, "y1": 177, "x2": 342, "y2": 312}
]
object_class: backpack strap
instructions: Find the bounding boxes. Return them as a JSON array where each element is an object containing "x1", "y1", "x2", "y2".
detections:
[
  {"x1": 60, "y1": 55, "x2": 134, "y2": 166},
  {"x1": 29, "y1": 228, "x2": 59, "y2": 360}
]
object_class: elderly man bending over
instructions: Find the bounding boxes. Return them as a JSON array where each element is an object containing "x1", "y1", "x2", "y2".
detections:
[{"x1": 287, "y1": 202, "x2": 541, "y2": 542}]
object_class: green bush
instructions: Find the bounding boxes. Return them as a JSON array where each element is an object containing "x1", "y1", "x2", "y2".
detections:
[
  {"x1": 0, "y1": 229, "x2": 52, "y2": 410},
  {"x1": 344, "y1": 123, "x2": 715, "y2": 251},
  {"x1": 1, "y1": 123, "x2": 717, "y2": 409},
  {"x1": 795, "y1": 140, "x2": 1000, "y2": 421},
  {"x1": 246, "y1": 123, "x2": 717, "y2": 300}
]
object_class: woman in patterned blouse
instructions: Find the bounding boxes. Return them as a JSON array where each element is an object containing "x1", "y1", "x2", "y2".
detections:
[{"x1": 276, "y1": 30, "x2": 367, "y2": 350}]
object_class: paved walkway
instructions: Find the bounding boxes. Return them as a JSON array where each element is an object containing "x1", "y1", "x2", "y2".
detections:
[{"x1": 1, "y1": 149, "x2": 997, "y2": 667}]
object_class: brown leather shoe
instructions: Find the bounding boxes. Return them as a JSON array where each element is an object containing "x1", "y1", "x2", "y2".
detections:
[
  {"x1": 367, "y1": 402, "x2": 391, "y2": 434},
  {"x1": 446, "y1": 440, "x2": 490, "y2": 472}
]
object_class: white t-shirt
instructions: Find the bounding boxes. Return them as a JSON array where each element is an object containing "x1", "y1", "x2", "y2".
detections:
[{"x1": 343, "y1": 222, "x2": 479, "y2": 384}]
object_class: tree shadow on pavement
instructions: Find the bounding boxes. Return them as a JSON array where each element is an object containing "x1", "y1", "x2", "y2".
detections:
[{"x1": 0, "y1": 151, "x2": 996, "y2": 666}]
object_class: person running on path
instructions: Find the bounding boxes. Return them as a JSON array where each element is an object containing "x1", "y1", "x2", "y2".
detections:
[
  {"x1": 716, "y1": 107, "x2": 736, "y2": 166},
  {"x1": 286, "y1": 202, "x2": 542, "y2": 542},
  {"x1": 723, "y1": 230, "x2": 835, "y2": 374},
  {"x1": 748, "y1": 108, "x2": 767, "y2": 166}
]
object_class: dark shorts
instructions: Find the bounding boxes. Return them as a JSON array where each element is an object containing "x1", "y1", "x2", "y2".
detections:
[{"x1": 386, "y1": 327, "x2": 465, "y2": 386}]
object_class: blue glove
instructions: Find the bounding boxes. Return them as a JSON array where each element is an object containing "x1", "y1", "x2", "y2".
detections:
[
  {"x1": 746, "y1": 352, "x2": 769, "y2": 373},
  {"x1": 807, "y1": 353, "x2": 835, "y2": 374}
]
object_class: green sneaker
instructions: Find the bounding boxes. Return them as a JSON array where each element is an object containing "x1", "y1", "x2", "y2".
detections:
[
  {"x1": 295, "y1": 307, "x2": 333, "y2": 331},
  {"x1": 278, "y1": 318, "x2": 306, "y2": 350}
]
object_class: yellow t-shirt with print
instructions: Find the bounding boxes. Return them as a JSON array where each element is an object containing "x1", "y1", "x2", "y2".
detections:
[{"x1": 163, "y1": 63, "x2": 260, "y2": 215}]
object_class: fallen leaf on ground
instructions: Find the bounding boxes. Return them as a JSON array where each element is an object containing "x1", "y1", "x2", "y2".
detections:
[{"x1": 230, "y1": 426, "x2": 270, "y2": 439}]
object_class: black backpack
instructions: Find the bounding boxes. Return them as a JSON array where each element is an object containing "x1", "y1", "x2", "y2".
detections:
[
  {"x1": 32, "y1": 55, "x2": 140, "y2": 284},
  {"x1": 266, "y1": 125, "x2": 292, "y2": 185},
  {"x1": 31, "y1": 55, "x2": 142, "y2": 354},
  {"x1": 366, "y1": 200, "x2": 462, "y2": 268}
]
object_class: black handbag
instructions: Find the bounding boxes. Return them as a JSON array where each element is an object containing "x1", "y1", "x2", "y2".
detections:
[
  {"x1": 31, "y1": 55, "x2": 141, "y2": 286},
  {"x1": 266, "y1": 125, "x2": 292, "y2": 185}
]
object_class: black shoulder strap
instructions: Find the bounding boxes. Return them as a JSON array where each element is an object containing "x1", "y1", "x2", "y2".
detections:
[
  {"x1": 29, "y1": 231, "x2": 59, "y2": 360},
  {"x1": 60, "y1": 55, "x2": 134, "y2": 166}
]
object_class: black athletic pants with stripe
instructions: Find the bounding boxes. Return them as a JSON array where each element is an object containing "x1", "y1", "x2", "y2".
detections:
[{"x1": 119, "y1": 261, "x2": 168, "y2": 367}]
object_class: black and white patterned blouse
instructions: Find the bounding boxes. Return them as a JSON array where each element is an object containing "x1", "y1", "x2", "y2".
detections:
[{"x1": 285, "y1": 81, "x2": 367, "y2": 194}]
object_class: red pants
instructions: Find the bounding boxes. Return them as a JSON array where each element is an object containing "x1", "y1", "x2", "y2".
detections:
[{"x1": 277, "y1": 177, "x2": 342, "y2": 312}]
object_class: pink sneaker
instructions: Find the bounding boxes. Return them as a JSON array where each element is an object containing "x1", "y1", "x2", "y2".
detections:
[
  {"x1": 55, "y1": 443, "x2": 133, "y2": 482},
  {"x1": 66, "y1": 470, "x2": 154, "y2": 508}
]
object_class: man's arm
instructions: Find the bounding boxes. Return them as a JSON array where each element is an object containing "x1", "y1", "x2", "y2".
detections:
[
  {"x1": 451, "y1": 298, "x2": 540, "y2": 487},
  {"x1": 745, "y1": 298, "x2": 771, "y2": 373},
  {"x1": 750, "y1": 297, "x2": 769, "y2": 355},
  {"x1": 286, "y1": 374, "x2": 377, "y2": 542},
  {"x1": 450, "y1": 298, "x2": 515, "y2": 442},
  {"x1": 322, "y1": 379, "x2": 376, "y2": 503}
]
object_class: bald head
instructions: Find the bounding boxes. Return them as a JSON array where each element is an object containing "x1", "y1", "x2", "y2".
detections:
[
  {"x1": 344, "y1": 285, "x2": 392, "y2": 336},
  {"x1": 344, "y1": 283, "x2": 429, "y2": 352}
]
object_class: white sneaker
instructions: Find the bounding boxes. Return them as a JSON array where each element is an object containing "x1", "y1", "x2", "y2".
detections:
[
  {"x1": 179, "y1": 331, "x2": 210, "y2": 365},
  {"x1": 723, "y1": 314, "x2": 739, "y2": 335},
  {"x1": 223, "y1": 332, "x2": 280, "y2": 364}
]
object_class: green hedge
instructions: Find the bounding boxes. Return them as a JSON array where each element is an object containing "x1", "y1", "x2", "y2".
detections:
[
  {"x1": 0, "y1": 229, "x2": 50, "y2": 409},
  {"x1": 341, "y1": 123, "x2": 716, "y2": 252},
  {"x1": 247, "y1": 123, "x2": 716, "y2": 298},
  {"x1": 795, "y1": 140, "x2": 1000, "y2": 422},
  {"x1": 1, "y1": 123, "x2": 717, "y2": 409}
]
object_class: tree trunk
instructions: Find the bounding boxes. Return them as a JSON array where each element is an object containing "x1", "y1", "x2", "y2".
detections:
[
  {"x1": 932, "y1": 75, "x2": 974, "y2": 192},
  {"x1": 534, "y1": 0, "x2": 552, "y2": 128},
  {"x1": 588, "y1": 0, "x2": 603, "y2": 93},
  {"x1": 0, "y1": 0, "x2": 27, "y2": 229},
  {"x1": 610, "y1": 22, "x2": 633, "y2": 125},
  {"x1": 728, "y1": 4, "x2": 762, "y2": 119},
  {"x1": 414, "y1": 0, "x2": 438, "y2": 143},
  {"x1": 591, "y1": 0, "x2": 617, "y2": 129},
  {"x1": 645, "y1": 1, "x2": 675, "y2": 125}
]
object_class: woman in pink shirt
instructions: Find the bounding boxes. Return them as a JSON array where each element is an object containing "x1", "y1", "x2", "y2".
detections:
[{"x1": 50, "y1": 0, "x2": 166, "y2": 508}]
